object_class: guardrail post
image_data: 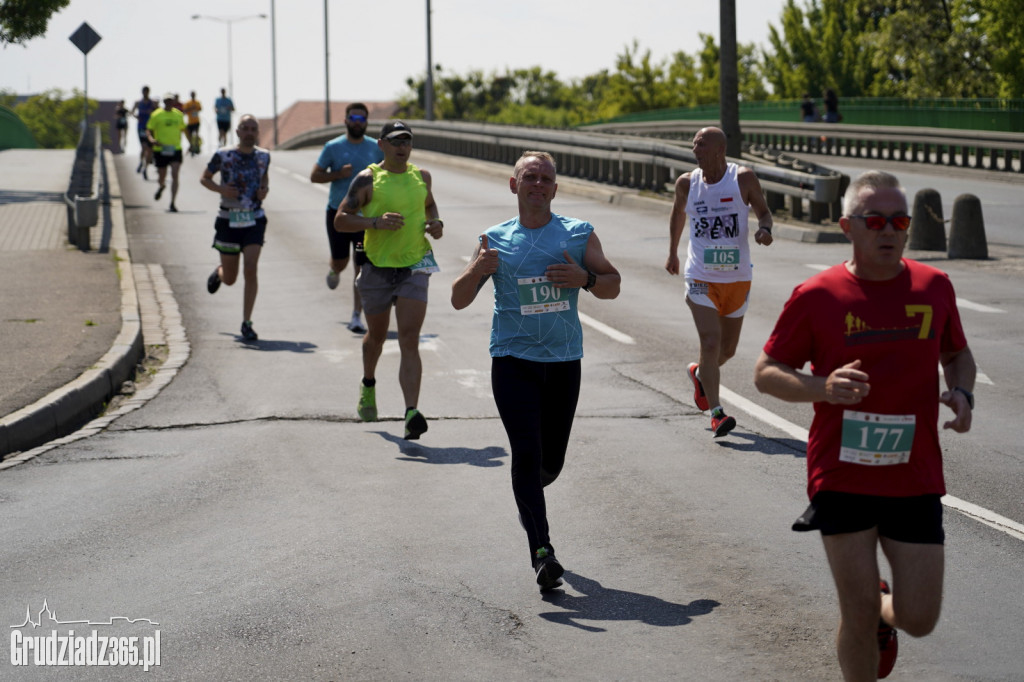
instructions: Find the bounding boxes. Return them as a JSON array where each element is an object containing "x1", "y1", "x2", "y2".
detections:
[
  {"x1": 789, "y1": 195, "x2": 804, "y2": 220},
  {"x1": 829, "y1": 174, "x2": 850, "y2": 222},
  {"x1": 908, "y1": 188, "x2": 946, "y2": 251},
  {"x1": 948, "y1": 194, "x2": 988, "y2": 259}
]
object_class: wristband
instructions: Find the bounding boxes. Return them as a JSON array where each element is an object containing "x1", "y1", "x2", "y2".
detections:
[{"x1": 372, "y1": 217, "x2": 378, "y2": 229}]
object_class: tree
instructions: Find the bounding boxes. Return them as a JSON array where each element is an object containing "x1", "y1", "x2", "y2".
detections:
[
  {"x1": 14, "y1": 89, "x2": 97, "y2": 148},
  {"x1": 761, "y1": 0, "x2": 881, "y2": 99},
  {"x1": 975, "y1": 0, "x2": 1024, "y2": 97},
  {"x1": 864, "y1": 0, "x2": 994, "y2": 97},
  {"x1": 0, "y1": 0, "x2": 70, "y2": 46}
]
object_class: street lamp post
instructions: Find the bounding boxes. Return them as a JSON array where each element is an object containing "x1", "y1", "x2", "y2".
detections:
[{"x1": 191, "y1": 13, "x2": 267, "y2": 100}]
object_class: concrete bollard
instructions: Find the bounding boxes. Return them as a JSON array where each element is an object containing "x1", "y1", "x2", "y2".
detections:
[
  {"x1": 948, "y1": 194, "x2": 988, "y2": 259},
  {"x1": 909, "y1": 188, "x2": 946, "y2": 251}
]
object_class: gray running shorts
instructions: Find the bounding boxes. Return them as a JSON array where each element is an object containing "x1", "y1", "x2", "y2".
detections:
[{"x1": 357, "y1": 262, "x2": 429, "y2": 315}]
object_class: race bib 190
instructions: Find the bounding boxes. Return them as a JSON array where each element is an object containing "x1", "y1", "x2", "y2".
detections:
[
  {"x1": 839, "y1": 410, "x2": 916, "y2": 466},
  {"x1": 517, "y1": 276, "x2": 570, "y2": 315}
]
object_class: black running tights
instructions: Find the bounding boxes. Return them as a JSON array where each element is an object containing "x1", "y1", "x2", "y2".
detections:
[{"x1": 491, "y1": 355, "x2": 581, "y2": 561}]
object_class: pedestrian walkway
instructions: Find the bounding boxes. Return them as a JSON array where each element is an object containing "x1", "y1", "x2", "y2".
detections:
[{"x1": 0, "y1": 148, "x2": 139, "y2": 459}]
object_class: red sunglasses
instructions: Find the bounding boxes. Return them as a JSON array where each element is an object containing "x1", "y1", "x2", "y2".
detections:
[{"x1": 849, "y1": 214, "x2": 912, "y2": 231}]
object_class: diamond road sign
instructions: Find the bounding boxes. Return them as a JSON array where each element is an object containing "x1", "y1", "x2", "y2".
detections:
[{"x1": 69, "y1": 22, "x2": 102, "y2": 55}]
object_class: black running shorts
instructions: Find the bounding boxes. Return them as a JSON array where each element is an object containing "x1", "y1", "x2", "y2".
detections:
[{"x1": 792, "y1": 492, "x2": 945, "y2": 544}]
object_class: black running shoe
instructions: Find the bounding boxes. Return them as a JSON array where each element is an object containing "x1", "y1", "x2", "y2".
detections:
[
  {"x1": 155, "y1": 185, "x2": 164, "y2": 200},
  {"x1": 169, "y1": 203, "x2": 178, "y2": 213},
  {"x1": 240, "y1": 321, "x2": 258, "y2": 341},
  {"x1": 207, "y1": 268, "x2": 221, "y2": 294},
  {"x1": 404, "y1": 408, "x2": 428, "y2": 440},
  {"x1": 533, "y1": 546, "x2": 564, "y2": 591}
]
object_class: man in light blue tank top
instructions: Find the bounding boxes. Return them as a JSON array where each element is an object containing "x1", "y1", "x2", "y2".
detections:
[
  {"x1": 452, "y1": 151, "x2": 622, "y2": 592},
  {"x1": 311, "y1": 102, "x2": 384, "y2": 332}
]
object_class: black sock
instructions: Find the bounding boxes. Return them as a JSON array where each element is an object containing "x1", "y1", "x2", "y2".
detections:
[{"x1": 362, "y1": 378, "x2": 376, "y2": 387}]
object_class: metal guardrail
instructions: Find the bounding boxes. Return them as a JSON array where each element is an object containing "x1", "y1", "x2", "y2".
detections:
[
  {"x1": 280, "y1": 120, "x2": 845, "y2": 219},
  {"x1": 65, "y1": 124, "x2": 102, "y2": 250},
  {"x1": 585, "y1": 119, "x2": 1024, "y2": 173}
]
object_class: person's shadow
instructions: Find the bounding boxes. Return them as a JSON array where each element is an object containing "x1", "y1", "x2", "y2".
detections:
[
  {"x1": 538, "y1": 571, "x2": 720, "y2": 632},
  {"x1": 222, "y1": 333, "x2": 317, "y2": 353},
  {"x1": 372, "y1": 431, "x2": 506, "y2": 468},
  {"x1": 714, "y1": 431, "x2": 806, "y2": 458}
]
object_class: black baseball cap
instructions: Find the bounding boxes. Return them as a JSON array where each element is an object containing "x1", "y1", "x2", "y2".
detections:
[{"x1": 380, "y1": 120, "x2": 413, "y2": 140}]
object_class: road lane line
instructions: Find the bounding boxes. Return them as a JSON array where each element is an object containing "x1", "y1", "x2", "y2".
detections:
[
  {"x1": 720, "y1": 385, "x2": 1023, "y2": 543},
  {"x1": 579, "y1": 312, "x2": 635, "y2": 345},
  {"x1": 956, "y1": 298, "x2": 1005, "y2": 314},
  {"x1": 272, "y1": 165, "x2": 327, "y2": 191},
  {"x1": 942, "y1": 495, "x2": 1024, "y2": 541}
]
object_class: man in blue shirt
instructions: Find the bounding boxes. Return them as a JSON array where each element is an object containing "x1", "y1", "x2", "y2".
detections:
[
  {"x1": 214, "y1": 88, "x2": 235, "y2": 147},
  {"x1": 310, "y1": 103, "x2": 384, "y2": 333},
  {"x1": 451, "y1": 151, "x2": 621, "y2": 592}
]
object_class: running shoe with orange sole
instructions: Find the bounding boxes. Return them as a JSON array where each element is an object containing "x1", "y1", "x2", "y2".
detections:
[
  {"x1": 688, "y1": 362, "x2": 710, "y2": 412},
  {"x1": 878, "y1": 579, "x2": 899, "y2": 679}
]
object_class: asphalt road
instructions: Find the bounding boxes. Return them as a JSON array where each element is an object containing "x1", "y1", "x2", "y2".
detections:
[{"x1": 1, "y1": 149, "x2": 1021, "y2": 680}]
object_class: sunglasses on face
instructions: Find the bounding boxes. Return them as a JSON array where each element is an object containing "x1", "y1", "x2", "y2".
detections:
[
  {"x1": 386, "y1": 136, "x2": 412, "y2": 147},
  {"x1": 850, "y1": 214, "x2": 912, "y2": 231},
  {"x1": 347, "y1": 114, "x2": 367, "y2": 123}
]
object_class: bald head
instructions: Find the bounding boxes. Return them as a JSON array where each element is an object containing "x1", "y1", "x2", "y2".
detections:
[
  {"x1": 692, "y1": 126, "x2": 728, "y2": 172},
  {"x1": 696, "y1": 127, "x2": 726, "y2": 147}
]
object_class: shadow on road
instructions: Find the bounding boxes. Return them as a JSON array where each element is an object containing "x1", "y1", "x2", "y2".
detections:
[
  {"x1": 373, "y1": 430, "x2": 507, "y2": 467},
  {"x1": 713, "y1": 431, "x2": 806, "y2": 458},
  {"x1": 220, "y1": 334, "x2": 317, "y2": 353},
  {"x1": 538, "y1": 570, "x2": 720, "y2": 632}
]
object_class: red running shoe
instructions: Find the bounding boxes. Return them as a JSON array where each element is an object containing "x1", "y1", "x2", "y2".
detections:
[
  {"x1": 878, "y1": 579, "x2": 898, "y2": 679},
  {"x1": 688, "y1": 362, "x2": 710, "y2": 411},
  {"x1": 711, "y1": 413, "x2": 736, "y2": 438}
]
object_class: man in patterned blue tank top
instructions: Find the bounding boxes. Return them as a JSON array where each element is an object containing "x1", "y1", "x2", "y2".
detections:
[{"x1": 452, "y1": 151, "x2": 621, "y2": 592}]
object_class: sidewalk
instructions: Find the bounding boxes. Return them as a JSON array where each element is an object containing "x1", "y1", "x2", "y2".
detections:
[{"x1": 0, "y1": 148, "x2": 142, "y2": 458}]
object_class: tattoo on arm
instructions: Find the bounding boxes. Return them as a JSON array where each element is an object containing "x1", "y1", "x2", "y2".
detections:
[{"x1": 342, "y1": 173, "x2": 373, "y2": 213}]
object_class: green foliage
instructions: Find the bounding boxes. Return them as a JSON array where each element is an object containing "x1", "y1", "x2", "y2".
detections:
[
  {"x1": 398, "y1": 2, "x2": 1024, "y2": 125},
  {"x1": 0, "y1": 0, "x2": 70, "y2": 45},
  {"x1": 977, "y1": 0, "x2": 1024, "y2": 97},
  {"x1": 14, "y1": 89, "x2": 98, "y2": 148},
  {"x1": 400, "y1": 35, "x2": 763, "y2": 126}
]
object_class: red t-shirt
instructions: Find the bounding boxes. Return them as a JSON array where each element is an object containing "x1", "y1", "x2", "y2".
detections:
[{"x1": 763, "y1": 259, "x2": 968, "y2": 499}]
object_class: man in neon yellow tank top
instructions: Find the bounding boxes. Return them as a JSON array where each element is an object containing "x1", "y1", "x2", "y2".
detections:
[{"x1": 335, "y1": 121, "x2": 444, "y2": 440}]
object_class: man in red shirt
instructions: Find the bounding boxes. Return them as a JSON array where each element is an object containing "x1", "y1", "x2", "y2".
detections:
[{"x1": 754, "y1": 170, "x2": 975, "y2": 680}]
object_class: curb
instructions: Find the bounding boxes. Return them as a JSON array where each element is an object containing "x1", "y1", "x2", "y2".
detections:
[{"x1": 0, "y1": 151, "x2": 143, "y2": 461}]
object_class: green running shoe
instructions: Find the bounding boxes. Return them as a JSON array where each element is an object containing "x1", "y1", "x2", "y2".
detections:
[{"x1": 357, "y1": 384, "x2": 377, "y2": 422}]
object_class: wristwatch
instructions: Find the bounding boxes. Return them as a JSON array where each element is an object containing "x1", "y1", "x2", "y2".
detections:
[
  {"x1": 582, "y1": 269, "x2": 597, "y2": 291},
  {"x1": 953, "y1": 386, "x2": 974, "y2": 409}
]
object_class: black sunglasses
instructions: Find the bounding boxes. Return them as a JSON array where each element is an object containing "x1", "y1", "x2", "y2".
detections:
[
  {"x1": 347, "y1": 114, "x2": 367, "y2": 123},
  {"x1": 849, "y1": 214, "x2": 912, "y2": 231}
]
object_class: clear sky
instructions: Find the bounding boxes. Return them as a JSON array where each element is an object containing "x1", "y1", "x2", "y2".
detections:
[{"x1": 1, "y1": 0, "x2": 789, "y2": 118}]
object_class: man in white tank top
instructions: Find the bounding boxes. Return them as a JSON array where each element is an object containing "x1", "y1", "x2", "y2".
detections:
[{"x1": 666, "y1": 127, "x2": 774, "y2": 438}]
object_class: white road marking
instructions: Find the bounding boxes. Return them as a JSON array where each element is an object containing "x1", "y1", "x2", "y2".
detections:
[
  {"x1": 720, "y1": 384, "x2": 1023, "y2": 542},
  {"x1": 579, "y1": 312, "x2": 635, "y2": 345},
  {"x1": 272, "y1": 165, "x2": 327, "y2": 191},
  {"x1": 956, "y1": 298, "x2": 1005, "y2": 314}
]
